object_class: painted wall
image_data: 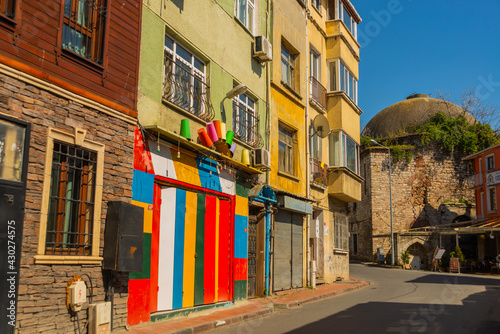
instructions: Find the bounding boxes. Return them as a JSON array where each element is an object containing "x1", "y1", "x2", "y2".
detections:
[{"x1": 138, "y1": 0, "x2": 269, "y2": 163}]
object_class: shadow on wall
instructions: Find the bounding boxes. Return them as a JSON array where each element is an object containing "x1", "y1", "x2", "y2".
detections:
[
  {"x1": 171, "y1": 0, "x2": 184, "y2": 13},
  {"x1": 412, "y1": 203, "x2": 472, "y2": 228}
]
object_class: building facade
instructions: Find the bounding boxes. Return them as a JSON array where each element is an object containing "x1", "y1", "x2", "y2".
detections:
[
  {"x1": 127, "y1": 0, "x2": 273, "y2": 326},
  {"x1": 305, "y1": 0, "x2": 362, "y2": 283},
  {"x1": 0, "y1": 0, "x2": 141, "y2": 332}
]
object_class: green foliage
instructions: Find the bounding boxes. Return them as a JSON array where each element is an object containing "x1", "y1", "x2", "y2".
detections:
[
  {"x1": 450, "y1": 246, "x2": 465, "y2": 264},
  {"x1": 401, "y1": 250, "x2": 410, "y2": 264},
  {"x1": 440, "y1": 253, "x2": 450, "y2": 268},
  {"x1": 361, "y1": 136, "x2": 414, "y2": 163},
  {"x1": 411, "y1": 112, "x2": 500, "y2": 154}
]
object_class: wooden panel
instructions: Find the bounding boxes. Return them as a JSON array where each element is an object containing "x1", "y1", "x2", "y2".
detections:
[
  {"x1": 214, "y1": 198, "x2": 220, "y2": 302},
  {"x1": 194, "y1": 193, "x2": 205, "y2": 306},
  {"x1": 157, "y1": 187, "x2": 176, "y2": 311},
  {"x1": 127, "y1": 279, "x2": 151, "y2": 326},
  {"x1": 172, "y1": 189, "x2": 186, "y2": 310},
  {"x1": 274, "y1": 211, "x2": 292, "y2": 291},
  {"x1": 149, "y1": 183, "x2": 161, "y2": 312},
  {"x1": 182, "y1": 191, "x2": 197, "y2": 308},
  {"x1": 204, "y1": 195, "x2": 217, "y2": 304},
  {"x1": 218, "y1": 199, "x2": 231, "y2": 302}
]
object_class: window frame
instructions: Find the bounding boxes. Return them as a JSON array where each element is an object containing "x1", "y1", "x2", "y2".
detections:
[
  {"x1": 486, "y1": 154, "x2": 495, "y2": 171},
  {"x1": 487, "y1": 186, "x2": 497, "y2": 213},
  {"x1": 281, "y1": 41, "x2": 298, "y2": 92},
  {"x1": 328, "y1": 60, "x2": 358, "y2": 104},
  {"x1": 278, "y1": 123, "x2": 297, "y2": 176},
  {"x1": 333, "y1": 213, "x2": 348, "y2": 251},
  {"x1": 312, "y1": 0, "x2": 322, "y2": 12},
  {"x1": 328, "y1": 0, "x2": 357, "y2": 39},
  {"x1": 232, "y1": 88, "x2": 258, "y2": 146},
  {"x1": 235, "y1": 0, "x2": 255, "y2": 34},
  {"x1": 35, "y1": 127, "x2": 105, "y2": 265},
  {"x1": 163, "y1": 33, "x2": 210, "y2": 120},
  {"x1": 329, "y1": 130, "x2": 360, "y2": 175},
  {"x1": 310, "y1": 48, "x2": 321, "y2": 81},
  {"x1": 310, "y1": 122, "x2": 323, "y2": 161},
  {"x1": 60, "y1": 0, "x2": 108, "y2": 66}
]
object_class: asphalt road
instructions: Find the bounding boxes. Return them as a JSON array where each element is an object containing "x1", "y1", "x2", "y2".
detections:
[{"x1": 209, "y1": 263, "x2": 500, "y2": 334}]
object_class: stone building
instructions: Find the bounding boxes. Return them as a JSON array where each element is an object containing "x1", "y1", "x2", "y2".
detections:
[{"x1": 349, "y1": 94, "x2": 475, "y2": 268}]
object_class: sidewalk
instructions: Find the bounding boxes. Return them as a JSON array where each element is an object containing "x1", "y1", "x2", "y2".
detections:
[{"x1": 118, "y1": 279, "x2": 369, "y2": 334}]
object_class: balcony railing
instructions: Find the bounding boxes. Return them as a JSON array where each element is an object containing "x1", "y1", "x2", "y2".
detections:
[
  {"x1": 310, "y1": 76, "x2": 327, "y2": 110},
  {"x1": 163, "y1": 53, "x2": 215, "y2": 122},
  {"x1": 311, "y1": 157, "x2": 328, "y2": 186},
  {"x1": 468, "y1": 173, "x2": 483, "y2": 188},
  {"x1": 232, "y1": 101, "x2": 263, "y2": 149}
]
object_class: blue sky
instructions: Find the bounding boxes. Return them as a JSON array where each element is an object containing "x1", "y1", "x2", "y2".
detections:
[{"x1": 353, "y1": 0, "x2": 500, "y2": 130}]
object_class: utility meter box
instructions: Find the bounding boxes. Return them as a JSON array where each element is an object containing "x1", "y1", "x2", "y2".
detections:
[
  {"x1": 68, "y1": 280, "x2": 87, "y2": 312},
  {"x1": 88, "y1": 302, "x2": 111, "y2": 334}
]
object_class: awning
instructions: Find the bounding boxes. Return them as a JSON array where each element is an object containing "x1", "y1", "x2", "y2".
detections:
[
  {"x1": 404, "y1": 217, "x2": 500, "y2": 235},
  {"x1": 248, "y1": 185, "x2": 277, "y2": 204}
]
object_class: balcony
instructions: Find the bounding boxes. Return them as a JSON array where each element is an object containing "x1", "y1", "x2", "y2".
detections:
[
  {"x1": 310, "y1": 76, "x2": 327, "y2": 111},
  {"x1": 232, "y1": 101, "x2": 263, "y2": 149},
  {"x1": 468, "y1": 173, "x2": 483, "y2": 188},
  {"x1": 311, "y1": 158, "x2": 328, "y2": 187},
  {"x1": 327, "y1": 166, "x2": 362, "y2": 203},
  {"x1": 162, "y1": 53, "x2": 215, "y2": 122}
]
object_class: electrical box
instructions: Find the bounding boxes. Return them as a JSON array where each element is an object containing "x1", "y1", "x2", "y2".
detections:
[
  {"x1": 88, "y1": 302, "x2": 111, "y2": 334},
  {"x1": 103, "y1": 201, "x2": 144, "y2": 272},
  {"x1": 68, "y1": 280, "x2": 87, "y2": 312}
]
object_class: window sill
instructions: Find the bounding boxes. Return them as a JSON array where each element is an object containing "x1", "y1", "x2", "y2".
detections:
[
  {"x1": 311, "y1": 181, "x2": 327, "y2": 191},
  {"x1": 234, "y1": 17, "x2": 255, "y2": 38},
  {"x1": 60, "y1": 48, "x2": 105, "y2": 76},
  {"x1": 278, "y1": 170, "x2": 300, "y2": 182},
  {"x1": 312, "y1": 5, "x2": 322, "y2": 17},
  {"x1": 333, "y1": 249, "x2": 348, "y2": 255},
  {"x1": 34, "y1": 255, "x2": 103, "y2": 265},
  {"x1": 162, "y1": 97, "x2": 214, "y2": 123},
  {"x1": 281, "y1": 81, "x2": 302, "y2": 100},
  {"x1": 0, "y1": 13, "x2": 16, "y2": 32}
]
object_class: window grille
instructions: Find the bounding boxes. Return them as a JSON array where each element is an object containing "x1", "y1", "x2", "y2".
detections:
[
  {"x1": 62, "y1": 0, "x2": 107, "y2": 64},
  {"x1": 232, "y1": 93, "x2": 263, "y2": 148},
  {"x1": 46, "y1": 141, "x2": 97, "y2": 255}
]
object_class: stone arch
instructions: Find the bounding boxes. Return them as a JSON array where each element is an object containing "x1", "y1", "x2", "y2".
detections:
[{"x1": 399, "y1": 237, "x2": 433, "y2": 268}]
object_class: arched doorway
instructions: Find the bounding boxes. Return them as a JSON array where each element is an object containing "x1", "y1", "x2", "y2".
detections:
[{"x1": 407, "y1": 242, "x2": 427, "y2": 270}]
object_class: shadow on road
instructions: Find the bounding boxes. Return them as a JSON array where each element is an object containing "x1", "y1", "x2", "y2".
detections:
[
  {"x1": 285, "y1": 284, "x2": 500, "y2": 334},
  {"x1": 406, "y1": 274, "x2": 500, "y2": 287}
]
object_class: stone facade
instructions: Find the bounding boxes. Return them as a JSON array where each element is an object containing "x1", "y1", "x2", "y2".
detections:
[
  {"x1": 349, "y1": 134, "x2": 475, "y2": 264},
  {"x1": 1, "y1": 71, "x2": 134, "y2": 333}
]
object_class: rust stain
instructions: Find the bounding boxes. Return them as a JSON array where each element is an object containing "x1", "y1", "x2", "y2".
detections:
[{"x1": 130, "y1": 247, "x2": 137, "y2": 255}]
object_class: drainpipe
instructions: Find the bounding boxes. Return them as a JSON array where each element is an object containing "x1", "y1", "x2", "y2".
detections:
[
  {"x1": 265, "y1": 202, "x2": 271, "y2": 295},
  {"x1": 305, "y1": 0, "x2": 313, "y2": 288}
]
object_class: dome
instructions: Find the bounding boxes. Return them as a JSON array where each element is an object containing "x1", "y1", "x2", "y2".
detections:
[{"x1": 362, "y1": 94, "x2": 471, "y2": 138}]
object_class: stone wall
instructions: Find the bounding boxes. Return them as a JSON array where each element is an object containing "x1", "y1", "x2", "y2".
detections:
[
  {"x1": 0, "y1": 71, "x2": 134, "y2": 333},
  {"x1": 349, "y1": 135, "x2": 475, "y2": 262}
]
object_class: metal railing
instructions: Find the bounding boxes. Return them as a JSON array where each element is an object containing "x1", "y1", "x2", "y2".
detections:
[
  {"x1": 163, "y1": 53, "x2": 215, "y2": 122},
  {"x1": 468, "y1": 173, "x2": 483, "y2": 188},
  {"x1": 232, "y1": 101, "x2": 263, "y2": 148},
  {"x1": 310, "y1": 76, "x2": 327, "y2": 110},
  {"x1": 311, "y1": 157, "x2": 328, "y2": 186}
]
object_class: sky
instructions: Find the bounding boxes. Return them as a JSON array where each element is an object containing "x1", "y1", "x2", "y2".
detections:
[{"x1": 353, "y1": 0, "x2": 500, "y2": 130}]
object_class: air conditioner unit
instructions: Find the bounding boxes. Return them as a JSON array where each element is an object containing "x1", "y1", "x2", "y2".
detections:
[
  {"x1": 253, "y1": 36, "x2": 272, "y2": 63},
  {"x1": 253, "y1": 148, "x2": 271, "y2": 169}
]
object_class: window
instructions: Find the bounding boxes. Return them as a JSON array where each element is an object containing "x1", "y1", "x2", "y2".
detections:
[
  {"x1": 329, "y1": 130, "x2": 360, "y2": 174},
  {"x1": 310, "y1": 50, "x2": 327, "y2": 109},
  {"x1": 62, "y1": 0, "x2": 107, "y2": 64},
  {"x1": 486, "y1": 155, "x2": 495, "y2": 170},
  {"x1": 334, "y1": 213, "x2": 348, "y2": 250},
  {"x1": 312, "y1": 0, "x2": 321, "y2": 11},
  {"x1": 36, "y1": 128, "x2": 104, "y2": 264},
  {"x1": 329, "y1": 61, "x2": 357, "y2": 103},
  {"x1": 233, "y1": 90, "x2": 260, "y2": 147},
  {"x1": 281, "y1": 42, "x2": 298, "y2": 91},
  {"x1": 0, "y1": 118, "x2": 26, "y2": 182},
  {"x1": 310, "y1": 50, "x2": 320, "y2": 81},
  {"x1": 235, "y1": 0, "x2": 254, "y2": 33},
  {"x1": 310, "y1": 122, "x2": 322, "y2": 161},
  {"x1": 163, "y1": 34, "x2": 213, "y2": 121},
  {"x1": 487, "y1": 187, "x2": 497, "y2": 212},
  {"x1": 327, "y1": 0, "x2": 358, "y2": 38},
  {"x1": 0, "y1": 0, "x2": 15, "y2": 18},
  {"x1": 279, "y1": 123, "x2": 296, "y2": 175}
]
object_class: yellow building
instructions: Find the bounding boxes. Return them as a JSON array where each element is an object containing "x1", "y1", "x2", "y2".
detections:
[{"x1": 306, "y1": 0, "x2": 362, "y2": 282}]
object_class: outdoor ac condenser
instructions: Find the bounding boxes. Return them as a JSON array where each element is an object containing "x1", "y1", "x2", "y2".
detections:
[
  {"x1": 253, "y1": 148, "x2": 271, "y2": 169},
  {"x1": 253, "y1": 36, "x2": 272, "y2": 62}
]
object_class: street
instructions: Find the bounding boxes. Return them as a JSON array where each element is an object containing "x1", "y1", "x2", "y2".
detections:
[{"x1": 209, "y1": 263, "x2": 500, "y2": 334}]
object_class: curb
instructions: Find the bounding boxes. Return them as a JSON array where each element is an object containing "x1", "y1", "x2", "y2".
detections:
[{"x1": 272, "y1": 281, "x2": 370, "y2": 309}]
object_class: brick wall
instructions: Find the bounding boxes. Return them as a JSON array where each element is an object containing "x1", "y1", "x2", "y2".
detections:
[
  {"x1": 0, "y1": 72, "x2": 134, "y2": 333},
  {"x1": 349, "y1": 136, "x2": 474, "y2": 262}
]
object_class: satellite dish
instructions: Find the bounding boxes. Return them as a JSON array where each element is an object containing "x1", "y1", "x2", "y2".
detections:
[{"x1": 312, "y1": 114, "x2": 330, "y2": 138}]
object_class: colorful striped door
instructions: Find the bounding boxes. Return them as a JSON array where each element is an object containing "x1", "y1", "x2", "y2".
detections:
[{"x1": 157, "y1": 187, "x2": 233, "y2": 311}]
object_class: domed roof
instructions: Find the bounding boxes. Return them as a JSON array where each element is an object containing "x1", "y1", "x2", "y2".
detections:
[{"x1": 362, "y1": 94, "x2": 470, "y2": 138}]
